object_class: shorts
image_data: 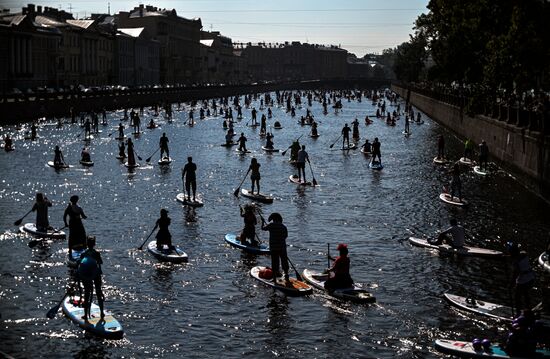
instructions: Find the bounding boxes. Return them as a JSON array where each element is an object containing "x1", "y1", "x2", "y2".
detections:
[{"x1": 297, "y1": 162, "x2": 305, "y2": 169}]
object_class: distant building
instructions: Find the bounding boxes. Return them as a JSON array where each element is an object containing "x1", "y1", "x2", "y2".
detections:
[
  {"x1": 0, "y1": 4, "x2": 61, "y2": 92},
  {"x1": 200, "y1": 31, "x2": 244, "y2": 84},
  {"x1": 117, "y1": 5, "x2": 202, "y2": 85},
  {"x1": 116, "y1": 27, "x2": 160, "y2": 86}
]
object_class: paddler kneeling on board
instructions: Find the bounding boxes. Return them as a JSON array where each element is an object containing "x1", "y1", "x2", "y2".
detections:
[
  {"x1": 78, "y1": 236, "x2": 105, "y2": 322},
  {"x1": 261, "y1": 213, "x2": 289, "y2": 283},
  {"x1": 430, "y1": 219, "x2": 465, "y2": 249},
  {"x1": 80, "y1": 147, "x2": 91, "y2": 162},
  {"x1": 324, "y1": 244, "x2": 354, "y2": 292},
  {"x1": 239, "y1": 205, "x2": 259, "y2": 247}
]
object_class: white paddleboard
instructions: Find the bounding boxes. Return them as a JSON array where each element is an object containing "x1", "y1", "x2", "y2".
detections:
[
  {"x1": 176, "y1": 193, "x2": 204, "y2": 207},
  {"x1": 439, "y1": 193, "x2": 469, "y2": 207},
  {"x1": 62, "y1": 296, "x2": 124, "y2": 340},
  {"x1": 262, "y1": 146, "x2": 280, "y2": 153},
  {"x1": 369, "y1": 161, "x2": 383, "y2": 170},
  {"x1": 124, "y1": 163, "x2": 140, "y2": 169},
  {"x1": 360, "y1": 148, "x2": 371, "y2": 155},
  {"x1": 147, "y1": 241, "x2": 188, "y2": 263},
  {"x1": 47, "y1": 161, "x2": 70, "y2": 169},
  {"x1": 444, "y1": 293, "x2": 515, "y2": 321},
  {"x1": 435, "y1": 339, "x2": 550, "y2": 358},
  {"x1": 241, "y1": 188, "x2": 274, "y2": 204},
  {"x1": 539, "y1": 252, "x2": 550, "y2": 273},
  {"x1": 408, "y1": 237, "x2": 503, "y2": 258},
  {"x1": 79, "y1": 160, "x2": 94, "y2": 167},
  {"x1": 433, "y1": 156, "x2": 447, "y2": 164},
  {"x1": 473, "y1": 166, "x2": 488, "y2": 176},
  {"x1": 250, "y1": 266, "x2": 312, "y2": 296},
  {"x1": 158, "y1": 157, "x2": 172, "y2": 165},
  {"x1": 288, "y1": 174, "x2": 313, "y2": 186},
  {"x1": 302, "y1": 269, "x2": 376, "y2": 303},
  {"x1": 310, "y1": 134, "x2": 320, "y2": 138},
  {"x1": 20, "y1": 223, "x2": 66, "y2": 239},
  {"x1": 459, "y1": 157, "x2": 475, "y2": 166},
  {"x1": 220, "y1": 142, "x2": 237, "y2": 147}
]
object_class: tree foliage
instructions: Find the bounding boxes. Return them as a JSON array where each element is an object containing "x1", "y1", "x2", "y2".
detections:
[{"x1": 392, "y1": 34, "x2": 428, "y2": 83}]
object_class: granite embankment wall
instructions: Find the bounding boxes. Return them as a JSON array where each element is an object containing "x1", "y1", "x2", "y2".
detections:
[
  {"x1": 0, "y1": 78, "x2": 389, "y2": 124},
  {"x1": 391, "y1": 84, "x2": 550, "y2": 203}
]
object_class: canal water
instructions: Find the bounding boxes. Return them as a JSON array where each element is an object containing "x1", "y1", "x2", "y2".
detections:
[{"x1": 0, "y1": 92, "x2": 549, "y2": 358}]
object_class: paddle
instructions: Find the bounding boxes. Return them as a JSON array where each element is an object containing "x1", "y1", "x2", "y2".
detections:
[
  {"x1": 327, "y1": 243, "x2": 330, "y2": 270},
  {"x1": 14, "y1": 209, "x2": 33, "y2": 226},
  {"x1": 28, "y1": 226, "x2": 67, "y2": 248},
  {"x1": 76, "y1": 128, "x2": 86, "y2": 138},
  {"x1": 281, "y1": 134, "x2": 304, "y2": 156},
  {"x1": 138, "y1": 225, "x2": 158, "y2": 250},
  {"x1": 134, "y1": 149, "x2": 143, "y2": 161},
  {"x1": 46, "y1": 290, "x2": 69, "y2": 319},
  {"x1": 107, "y1": 128, "x2": 119, "y2": 137},
  {"x1": 145, "y1": 148, "x2": 161, "y2": 163},
  {"x1": 233, "y1": 169, "x2": 250, "y2": 197},
  {"x1": 329, "y1": 134, "x2": 342, "y2": 149},
  {"x1": 286, "y1": 255, "x2": 303, "y2": 282},
  {"x1": 308, "y1": 161, "x2": 318, "y2": 186}
]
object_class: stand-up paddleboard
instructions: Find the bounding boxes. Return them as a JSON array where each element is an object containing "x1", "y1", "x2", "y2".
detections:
[
  {"x1": 444, "y1": 293, "x2": 515, "y2": 321},
  {"x1": 132, "y1": 132, "x2": 141, "y2": 136},
  {"x1": 539, "y1": 252, "x2": 550, "y2": 273},
  {"x1": 176, "y1": 193, "x2": 204, "y2": 207},
  {"x1": 47, "y1": 161, "x2": 70, "y2": 169},
  {"x1": 62, "y1": 296, "x2": 124, "y2": 340},
  {"x1": 220, "y1": 142, "x2": 237, "y2": 147},
  {"x1": 241, "y1": 188, "x2": 274, "y2": 204},
  {"x1": 115, "y1": 155, "x2": 126, "y2": 160},
  {"x1": 434, "y1": 339, "x2": 550, "y2": 358},
  {"x1": 250, "y1": 266, "x2": 313, "y2": 296},
  {"x1": 337, "y1": 143, "x2": 357, "y2": 150},
  {"x1": 408, "y1": 237, "x2": 503, "y2": 258},
  {"x1": 433, "y1": 156, "x2": 447, "y2": 164},
  {"x1": 82, "y1": 135, "x2": 94, "y2": 141},
  {"x1": 360, "y1": 148, "x2": 371, "y2": 155},
  {"x1": 20, "y1": 223, "x2": 66, "y2": 239},
  {"x1": 235, "y1": 148, "x2": 251, "y2": 155},
  {"x1": 158, "y1": 157, "x2": 172, "y2": 165},
  {"x1": 79, "y1": 160, "x2": 94, "y2": 167},
  {"x1": 459, "y1": 157, "x2": 475, "y2": 166},
  {"x1": 262, "y1": 146, "x2": 280, "y2": 153},
  {"x1": 146, "y1": 125, "x2": 158, "y2": 129},
  {"x1": 302, "y1": 269, "x2": 376, "y2": 304},
  {"x1": 310, "y1": 133, "x2": 320, "y2": 138},
  {"x1": 403, "y1": 131, "x2": 411, "y2": 136},
  {"x1": 273, "y1": 125, "x2": 283, "y2": 130},
  {"x1": 147, "y1": 241, "x2": 188, "y2": 263},
  {"x1": 439, "y1": 193, "x2": 469, "y2": 207},
  {"x1": 369, "y1": 161, "x2": 383, "y2": 170},
  {"x1": 115, "y1": 136, "x2": 125, "y2": 140},
  {"x1": 473, "y1": 166, "x2": 489, "y2": 176},
  {"x1": 124, "y1": 162, "x2": 140, "y2": 169},
  {"x1": 415, "y1": 120, "x2": 424, "y2": 125},
  {"x1": 67, "y1": 248, "x2": 86, "y2": 268},
  {"x1": 289, "y1": 174, "x2": 313, "y2": 186},
  {"x1": 224, "y1": 233, "x2": 270, "y2": 255},
  {"x1": 247, "y1": 123, "x2": 259, "y2": 128}
]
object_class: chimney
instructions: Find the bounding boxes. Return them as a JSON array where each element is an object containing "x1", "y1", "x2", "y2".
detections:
[
  {"x1": 28, "y1": 4, "x2": 35, "y2": 13},
  {"x1": 139, "y1": 4, "x2": 144, "y2": 17},
  {"x1": 37, "y1": 5, "x2": 42, "y2": 13}
]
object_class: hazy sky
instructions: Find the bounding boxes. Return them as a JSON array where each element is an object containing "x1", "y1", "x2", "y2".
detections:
[{"x1": 4, "y1": 0, "x2": 429, "y2": 56}]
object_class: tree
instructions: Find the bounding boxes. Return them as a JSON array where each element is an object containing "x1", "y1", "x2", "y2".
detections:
[{"x1": 392, "y1": 34, "x2": 428, "y2": 82}]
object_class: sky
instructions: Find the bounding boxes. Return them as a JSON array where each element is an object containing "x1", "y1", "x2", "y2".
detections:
[{"x1": 4, "y1": 0, "x2": 429, "y2": 56}]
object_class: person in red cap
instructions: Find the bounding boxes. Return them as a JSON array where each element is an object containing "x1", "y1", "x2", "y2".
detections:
[{"x1": 325, "y1": 243, "x2": 354, "y2": 291}]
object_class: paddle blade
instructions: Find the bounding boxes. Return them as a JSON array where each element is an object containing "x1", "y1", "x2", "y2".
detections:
[
  {"x1": 145, "y1": 157, "x2": 152, "y2": 163},
  {"x1": 46, "y1": 303, "x2": 61, "y2": 319},
  {"x1": 329, "y1": 144, "x2": 335, "y2": 148},
  {"x1": 312, "y1": 178, "x2": 318, "y2": 186},
  {"x1": 233, "y1": 188, "x2": 240, "y2": 197},
  {"x1": 13, "y1": 218, "x2": 23, "y2": 226},
  {"x1": 281, "y1": 150, "x2": 287, "y2": 156},
  {"x1": 28, "y1": 239, "x2": 41, "y2": 248}
]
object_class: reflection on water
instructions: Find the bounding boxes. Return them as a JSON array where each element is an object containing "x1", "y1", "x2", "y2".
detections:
[{"x1": 1, "y1": 91, "x2": 549, "y2": 358}]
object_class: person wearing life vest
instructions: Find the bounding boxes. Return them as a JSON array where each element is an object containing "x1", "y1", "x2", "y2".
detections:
[
  {"x1": 507, "y1": 242, "x2": 536, "y2": 315},
  {"x1": 78, "y1": 236, "x2": 104, "y2": 322},
  {"x1": 325, "y1": 244, "x2": 354, "y2": 291}
]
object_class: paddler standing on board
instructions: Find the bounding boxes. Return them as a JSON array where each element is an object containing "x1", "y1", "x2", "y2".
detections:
[
  {"x1": 289, "y1": 139, "x2": 300, "y2": 162},
  {"x1": 437, "y1": 135, "x2": 445, "y2": 159},
  {"x1": 126, "y1": 138, "x2": 136, "y2": 167},
  {"x1": 297, "y1": 145, "x2": 310, "y2": 183},
  {"x1": 78, "y1": 236, "x2": 105, "y2": 322},
  {"x1": 53, "y1": 145, "x2": 65, "y2": 167},
  {"x1": 159, "y1": 133, "x2": 170, "y2": 160},
  {"x1": 181, "y1": 157, "x2": 197, "y2": 202},
  {"x1": 479, "y1": 140, "x2": 489, "y2": 171},
  {"x1": 261, "y1": 213, "x2": 289, "y2": 282},
  {"x1": 507, "y1": 242, "x2": 536, "y2": 315},
  {"x1": 64, "y1": 195, "x2": 87, "y2": 253},
  {"x1": 325, "y1": 244, "x2": 354, "y2": 291},
  {"x1": 155, "y1": 209, "x2": 174, "y2": 250},
  {"x1": 32, "y1": 192, "x2": 52, "y2": 232},
  {"x1": 237, "y1": 133, "x2": 248, "y2": 152},
  {"x1": 239, "y1": 204, "x2": 259, "y2": 246}
]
